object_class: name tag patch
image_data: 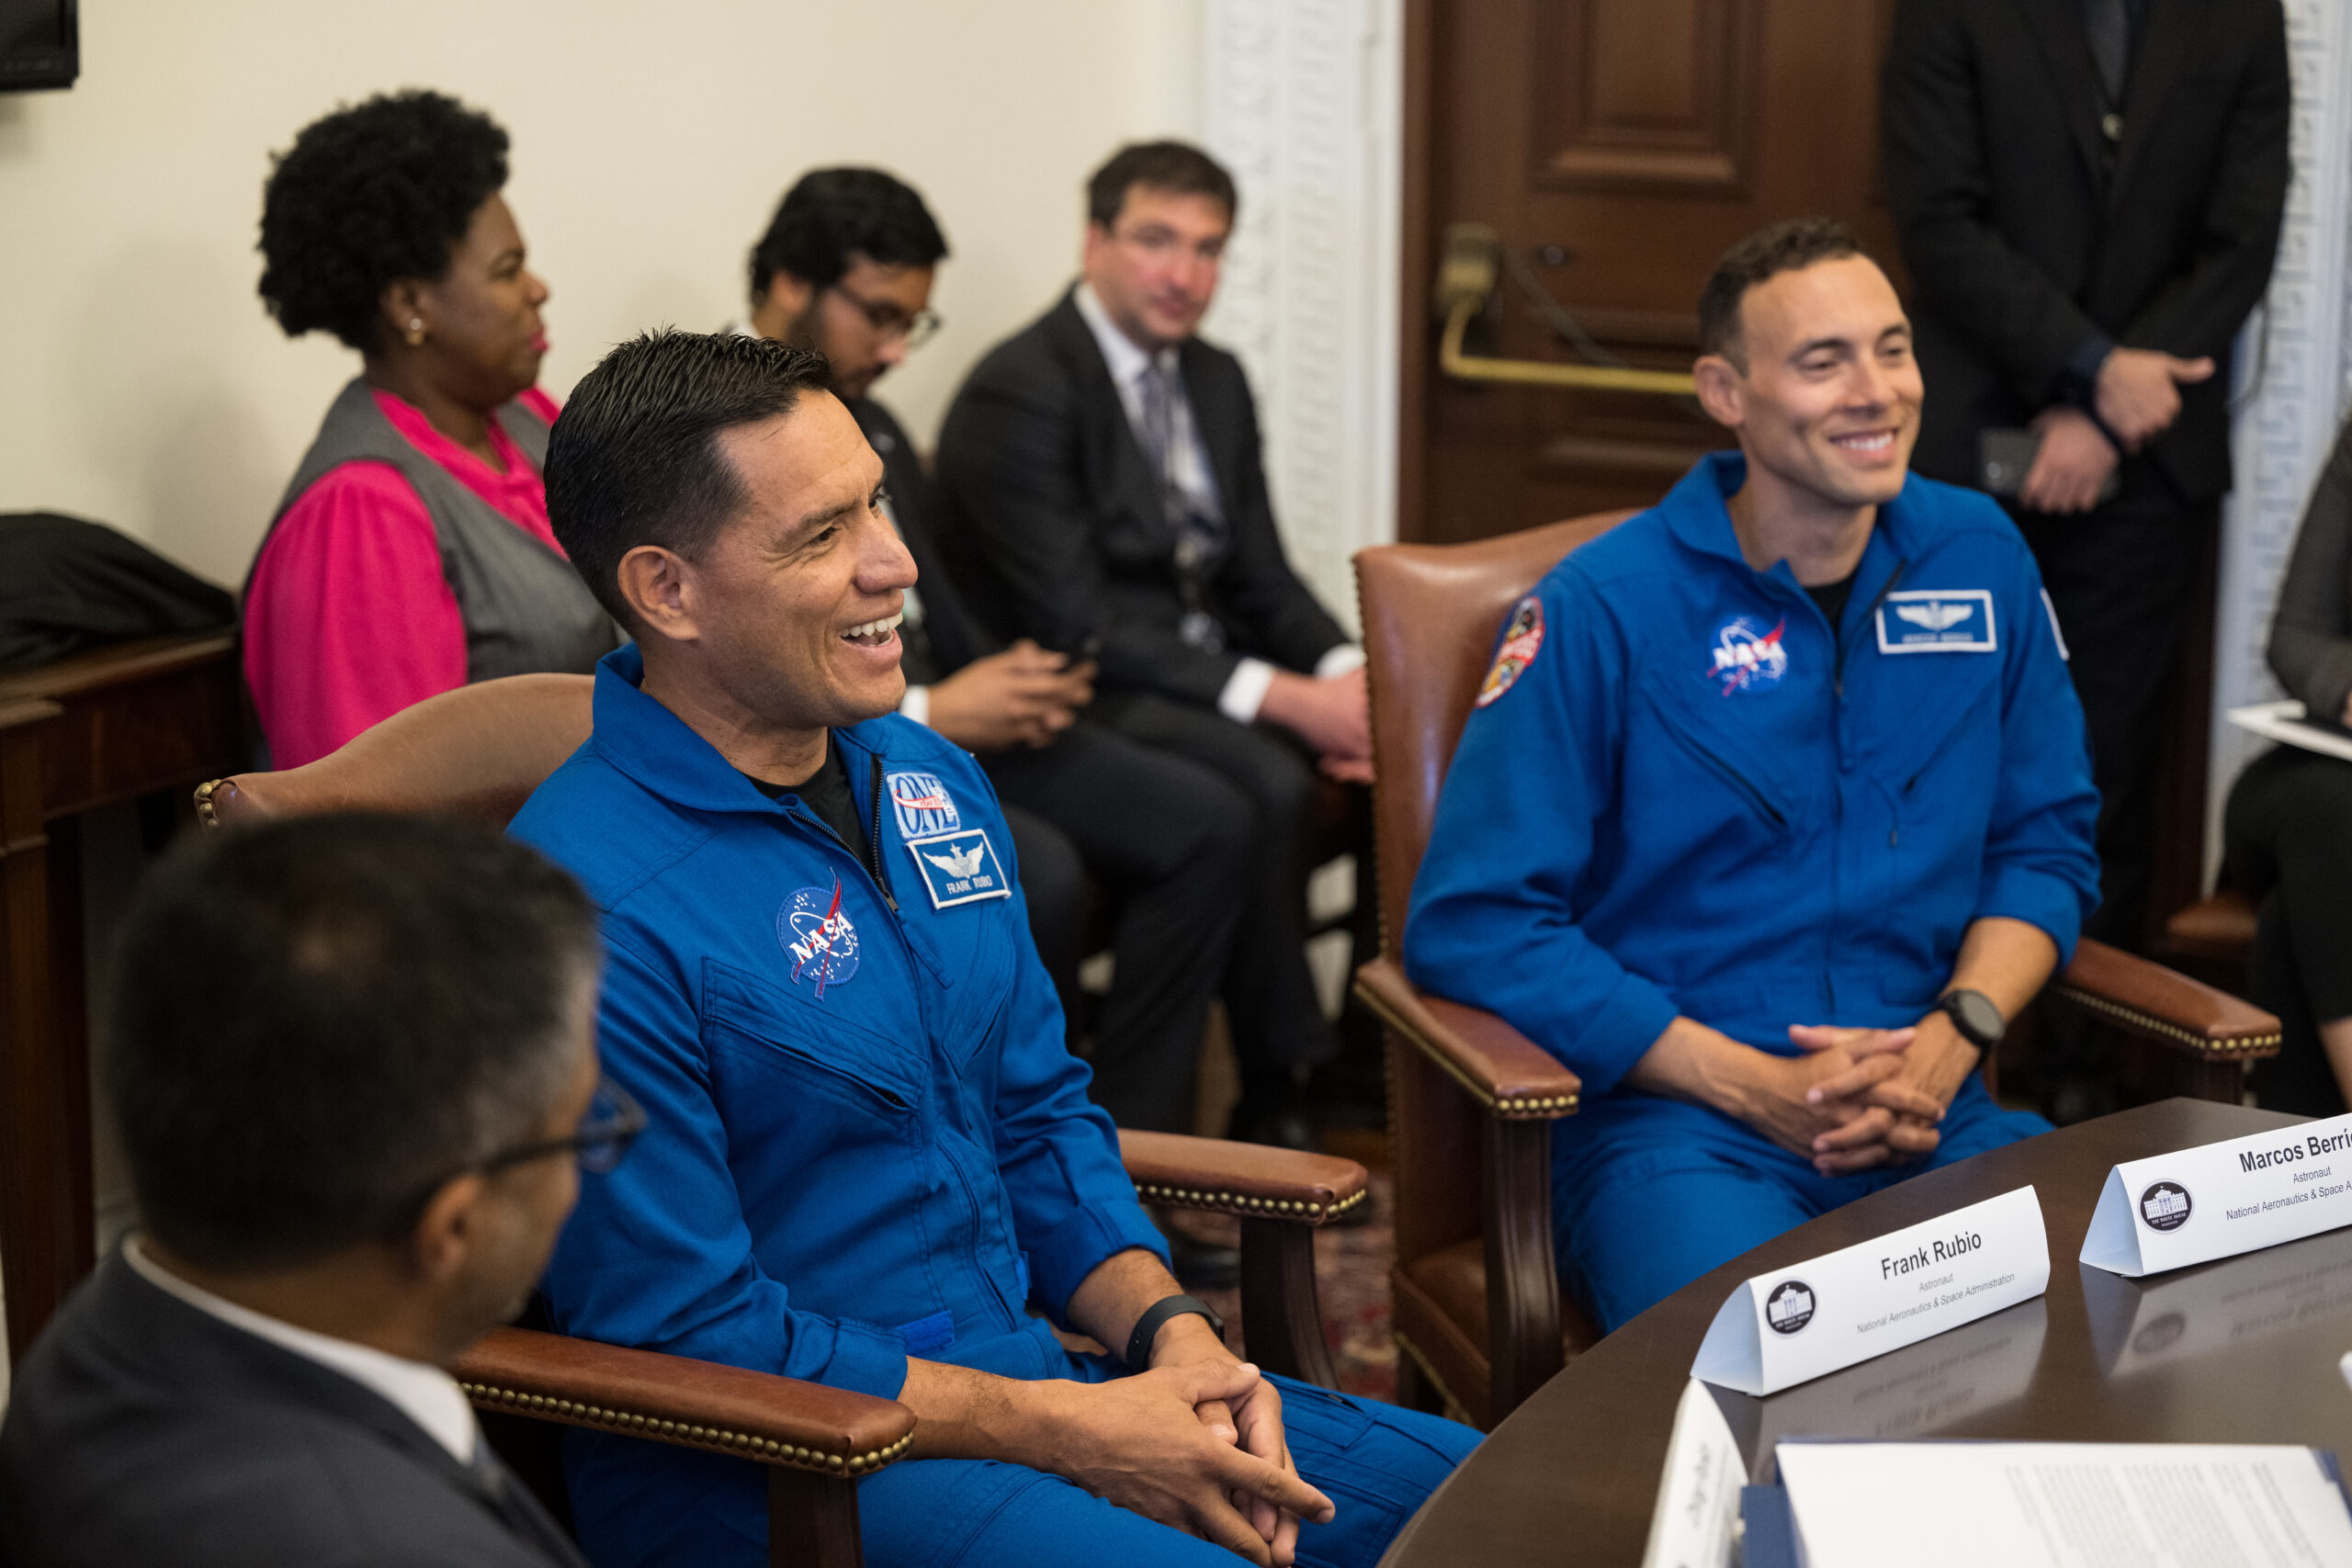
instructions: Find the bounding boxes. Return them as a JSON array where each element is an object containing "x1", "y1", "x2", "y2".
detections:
[
  {"x1": 1876, "y1": 590, "x2": 1996, "y2": 654},
  {"x1": 906, "y1": 829, "x2": 1012, "y2": 909},
  {"x1": 887, "y1": 771, "x2": 961, "y2": 838}
]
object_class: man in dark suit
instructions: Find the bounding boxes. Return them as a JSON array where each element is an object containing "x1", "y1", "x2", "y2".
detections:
[
  {"x1": 1883, "y1": 0, "x2": 2290, "y2": 1010},
  {"x1": 0, "y1": 814, "x2": 615, "y2": 1567},
  {"x1": 741, "y1": 173, "x2": 1260, "y2": 1257},
  {"x1": 937, "y1": 142, "x2": 1372, "y2": 1139}
]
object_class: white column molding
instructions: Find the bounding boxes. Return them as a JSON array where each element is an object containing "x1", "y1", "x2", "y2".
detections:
[
  {"x1": 2207, "y1": 0, "x2": 2352, "y2": 874},
  {"x1": 1199, "y1": 0, "x2": 1404, "y2": 635}
]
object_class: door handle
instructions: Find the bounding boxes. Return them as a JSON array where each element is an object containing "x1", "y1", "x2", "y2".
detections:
[{"x1": 1435, "y1": 223, "x2": 1696, "y2": 397}]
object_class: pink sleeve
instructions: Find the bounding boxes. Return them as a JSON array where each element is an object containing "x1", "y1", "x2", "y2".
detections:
[{"x1": 242, "y1": 463, "x2": 469, "y2": 768}]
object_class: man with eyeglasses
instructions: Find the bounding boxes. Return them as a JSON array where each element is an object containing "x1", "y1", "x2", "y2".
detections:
[
  {"x1": 938, "y1": 141, "x2": 1372, "y2": 1149},
  {"x1": 737, "y1": 175, "x2": 1260, "y2": 1268},
  {"x1": 0, "y1": 813, "x2": 629, "y2": 1566}
]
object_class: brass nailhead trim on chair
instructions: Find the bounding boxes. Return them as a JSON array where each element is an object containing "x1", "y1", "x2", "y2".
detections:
[
  {"x1": 1131, "y1": 1180, "x2": 1368, "y2": 1225},
  {"x1": 1351, "y1": 987, "x2": 1579, "y2": 1121},
  {"x1": 193, "y1": 778, "x2": 226, "y2": 830},
  {"x1": 458, "y1": 1382, "x2": 914, "y2": 1474},
  {"x1": 2048, "y1": 985, "x2": 2282, "y2": 1059}
]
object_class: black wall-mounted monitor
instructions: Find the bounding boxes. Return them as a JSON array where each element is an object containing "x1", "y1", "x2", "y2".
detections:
[{"x1": 0, "y1": 0, "x2": 76, "y2": 92}]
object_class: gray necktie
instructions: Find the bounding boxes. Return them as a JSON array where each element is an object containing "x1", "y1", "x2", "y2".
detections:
[
  {"x1": 1136, "y1": 361, "x2": 1226, "y2": 651},
  {"x1": 2084, "y1": 0, "x2": 2130, "y2": 105}
]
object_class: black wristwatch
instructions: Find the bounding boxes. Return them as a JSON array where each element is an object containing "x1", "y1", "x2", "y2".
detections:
[
  {"x1": 1125, "y1": 1294, "x2": 1226, "y2": 1371},
  {"x1": 1937, "y1": 987, "x2": 2007, "y2": 1051}
]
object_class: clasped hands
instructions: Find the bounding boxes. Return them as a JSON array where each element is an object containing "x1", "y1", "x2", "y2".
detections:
[
  {"x1": 1046, "y1": 1315, "x2": 1335, "y2": 1567},
  {"x1": 2020, "y1": 347, "x2": 2213, "y2": 516},
  {"x1": 1762, "y1": 1017, "x2": 1981, "y2": 1174}
]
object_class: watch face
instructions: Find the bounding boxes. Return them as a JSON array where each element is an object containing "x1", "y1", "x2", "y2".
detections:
[{"x1": 1949, "y1": 990, "x2": 2003, "y2": 1044}]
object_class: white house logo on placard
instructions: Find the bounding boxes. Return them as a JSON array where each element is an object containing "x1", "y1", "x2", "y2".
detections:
[
  {"x1": 2138, "y1": 1180, "x2": 2193, "y2": 1233},
  {"x1": 1765, "y1": 1280, "x2": 1815, "y2": 1335}
]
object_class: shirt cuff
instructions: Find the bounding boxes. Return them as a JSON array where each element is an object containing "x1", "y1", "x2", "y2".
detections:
[
  {"x1": 1216, "y1": 658, "x2": 1278, "y2": 723},
  {"x1": 1024, "y1": 1197, "x2": 1172, "y2": 1324},
  {"x1": 899, "y1": 684, "x2": 931, "y2": 728},
  {"x1": 1566, "y1": 971, "x2": 1684, "y2": 1099},
  {"x1": 819, "y1": 1317, "x2": 916, "y2": 1401},
  {"x1": 2062, "y1": 333, "x2": 2117, "y2": 409},
  {"x1": 1314, "y1": 644, "x2": 1366, "y2": 680},
  {"x1": 1975, "y1": 866, "x2": 2087, "y2": 968}
]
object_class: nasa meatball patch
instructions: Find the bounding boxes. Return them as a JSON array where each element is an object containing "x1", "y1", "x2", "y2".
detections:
[{"x1": 1476, "y1": 594, "x2": 1545, "y2": 708}]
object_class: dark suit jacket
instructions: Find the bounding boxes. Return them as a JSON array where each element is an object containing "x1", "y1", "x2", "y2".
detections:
[
  {"x1": 848, "y1": 395, "x2": 1000, "y2": 684},
  {"x1": 0, "y1": 1254, "x2": 584, "y2": 1568},
  {"x1": 934, "y1": 287, "x2": 1348, "y2": 707},
  {"x1": 1883, "y1": 0, "x2": 2290, "y2": 502}
]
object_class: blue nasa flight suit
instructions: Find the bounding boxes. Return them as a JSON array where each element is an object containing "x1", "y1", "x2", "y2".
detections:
[
  {"x1": 1405, "y1": 453, "x2": 2098, "y2": 1333},
  {"x1": 511, "y1": 646, "x2": 1475, "y2": 1568}
]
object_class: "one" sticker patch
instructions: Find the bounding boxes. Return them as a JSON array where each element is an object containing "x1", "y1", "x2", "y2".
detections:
[{"x1": 905, "y1": 829, "x2": 1012, "y2": 909}]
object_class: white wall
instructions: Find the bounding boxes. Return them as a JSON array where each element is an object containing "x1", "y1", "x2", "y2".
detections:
[
  {"x1": 2208, "y1": 0, "x2": 2352, "y2": 874},
  {"x1": 0, "y1": 0, "x2": 1205, "y2": 588}
]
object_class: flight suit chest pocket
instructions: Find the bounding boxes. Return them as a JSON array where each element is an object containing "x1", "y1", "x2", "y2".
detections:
[
  {"x1": 904, "y1": 892, "x2": 1015, "y2": 1071},
  {"x1": 702, "y1": 959, "x2": 927, "y2": 1115},
  {"x1": 1637, "y1": 673, "x2": 1802, "y2": 838}
]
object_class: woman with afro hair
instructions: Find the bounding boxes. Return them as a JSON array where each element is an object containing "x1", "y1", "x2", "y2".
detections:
[{"x1": 243, "y1": 89, "x2": 616, "y2": 766}]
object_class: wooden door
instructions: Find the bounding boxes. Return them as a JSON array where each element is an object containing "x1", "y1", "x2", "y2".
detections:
[{"x1": 1401, "y1": 0, "x2": 1900, "y2": 543}]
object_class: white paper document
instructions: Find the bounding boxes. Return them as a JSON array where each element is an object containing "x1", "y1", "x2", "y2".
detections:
[
  {"x1": 2227, "y1": 700, "x2": 2352, "y2": 763},
  {"x1": 1691, "y1": 1186, "x2": 2048, "y2": 1396},
  {"x1": 1775, "y1": 1442, "x2": 2352, "y2": 1568},
  {"x1": 2081, "y1": 1112, "x2": 2352, "y2": 1277},
  {"x1": 1638, "y1": 1379, "x2": 1743, "y2": 1568}
]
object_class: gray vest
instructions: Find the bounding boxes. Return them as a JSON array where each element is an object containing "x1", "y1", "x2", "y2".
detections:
[{"x1": 253, "y1": 378, "x2": 619, "y2": 682}]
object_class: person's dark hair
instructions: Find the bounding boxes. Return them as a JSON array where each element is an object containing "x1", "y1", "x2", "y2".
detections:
[
  {"x1": 104, "y1": 814, "x2": 598, "y2": 1272},
  {"x1": 546, "y1": 331, "x2": 832, "y2": 626},
  {"x1": 1086, "y1": 141, "x2": 1238, "y2": 230},
  {"x1": 1696, "y1": 218, "x2": 1867, "y2": 369},
  {"x1": 257, "y1": 89, "x2": 511, "y2": 353},
  {"x1": 747, "y1": 167, "x2": 949, "y2": 306}
]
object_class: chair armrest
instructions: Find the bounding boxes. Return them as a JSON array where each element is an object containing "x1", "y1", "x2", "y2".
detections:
[
  {"x1": 1352, "y1": 956, "x2": 1580, "y2": 1120},
  {"x1": 453, "y1": 1326, "x2": 915, "y2": 1478},
  {"x1": 1120, "y1": 1130, "x2": 1368, "y2": 1225},
  {"x1": 2050, "y1": 938, "x2": 2282, "y2": 1061}
]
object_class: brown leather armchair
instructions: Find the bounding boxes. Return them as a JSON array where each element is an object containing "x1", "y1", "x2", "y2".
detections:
[
  {"x1": 198, "y1": 672, "x2": 1365, "y2": 1564},
  {"x1": 1350, "y1": 515, "x2": 2283, "y2": 1432}
]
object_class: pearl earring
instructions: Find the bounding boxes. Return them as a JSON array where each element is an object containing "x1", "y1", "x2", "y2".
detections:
[{"x1": 404, "y1": 318, "x2": 426, "y2": 347}]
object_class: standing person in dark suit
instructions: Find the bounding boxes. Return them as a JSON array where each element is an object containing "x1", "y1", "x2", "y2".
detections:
[
  {"x1": 739, "y1": 172, "x2": 1251, "y2": 1280},
  {"x1": 0, "y1": 814, "x2": 620, "y2": 1567},
  {"x1": 937, "y1": 143, "x2": 1370, "y2": 1144},
  {"x1": 1883, "y1": 0, "x2": 2290, "y2": 1119}
]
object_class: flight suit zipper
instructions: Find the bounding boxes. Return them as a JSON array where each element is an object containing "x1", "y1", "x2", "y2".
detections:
[
  {"x1": 1834, "y1": 560, "x2": 1906, "y2": 701},
  {"x1": 866, "y1": 752, "x2": 899, "y2": 913}
]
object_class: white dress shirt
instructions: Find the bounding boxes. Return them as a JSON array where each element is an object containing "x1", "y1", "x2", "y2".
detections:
[
  {"x1": 1071, "y1": 284, "x2": 1363, "y2": 723},
  {"x1": 124, "y1": 1235, "x2": 482, "y2": 1466}
]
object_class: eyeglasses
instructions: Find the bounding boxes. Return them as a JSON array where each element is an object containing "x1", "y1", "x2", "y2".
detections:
[
  {"x1": 830, "y1": 284, "x2": 943, "y2": 350},
  {"x1": 481, "y1": 1077, "x2": 648, "y2": 1178}
]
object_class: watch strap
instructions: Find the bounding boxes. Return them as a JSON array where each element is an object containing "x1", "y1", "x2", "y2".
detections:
[
  {"x1": 1939, "y1": 987, "x2": 2004, "y2": 1048},
  {"x1": 1124, "y1": 1293, "x2": 1226, "y2": 1371}
]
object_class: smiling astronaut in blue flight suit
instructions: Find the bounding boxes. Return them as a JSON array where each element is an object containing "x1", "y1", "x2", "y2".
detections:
[
  {"x1": 1406, "y1": 220, "x2": 2100, "y2": 1334},
  {"x1": 508, "y1": 330, "x2": 1475, "y2": 1568}
]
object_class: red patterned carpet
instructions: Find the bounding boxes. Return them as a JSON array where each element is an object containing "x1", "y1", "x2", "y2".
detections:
[{"x1": 1180, "y1": 1170, "x2": 1397, "y2": 1403}]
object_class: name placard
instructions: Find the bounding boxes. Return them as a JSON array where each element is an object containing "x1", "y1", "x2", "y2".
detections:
[
  {"x1": 1691, "y1": 1187, "x2": 2048, "y2": 1397},
  {"x1": 2079, "y1": 1113, "x2": 2352, "y2": 1278},
  {"x1": 1639, "y1": 1379, "x2": 1743, "y2": 1568}
]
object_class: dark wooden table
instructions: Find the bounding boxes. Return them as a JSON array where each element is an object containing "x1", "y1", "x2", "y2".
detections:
[
  {"x1": 1383, "y1": 1100, "x2": 2352, "y2": 1566},
  {"x1": 0, "y1": 632, "x2": 245, "y2": 1363}
]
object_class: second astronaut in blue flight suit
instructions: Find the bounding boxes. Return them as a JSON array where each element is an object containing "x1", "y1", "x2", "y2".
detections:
[
  {"x1": 1407, "y1": 220, "x2": 2100, "y2": 1333},
  {"x1": 510, "y1": 330, "x2": 1475, "y2": 1568}
]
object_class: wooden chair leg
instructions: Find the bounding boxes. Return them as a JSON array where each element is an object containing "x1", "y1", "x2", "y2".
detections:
[
  {"x1": 1481, "y1": 1116, "x2": 1563, "y2": 1423},
  {"x1": 1238, "y1": 1216, "x2": 1340, "y2": 1389},
  {"x1": 768, "y1": 1469, "x2": 865, "y2": 1568}
]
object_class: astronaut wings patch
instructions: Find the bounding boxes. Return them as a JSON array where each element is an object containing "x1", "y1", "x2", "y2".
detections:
[{"x1": 1476, "y1": 594, "x2": 1545, "y2": 707}]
